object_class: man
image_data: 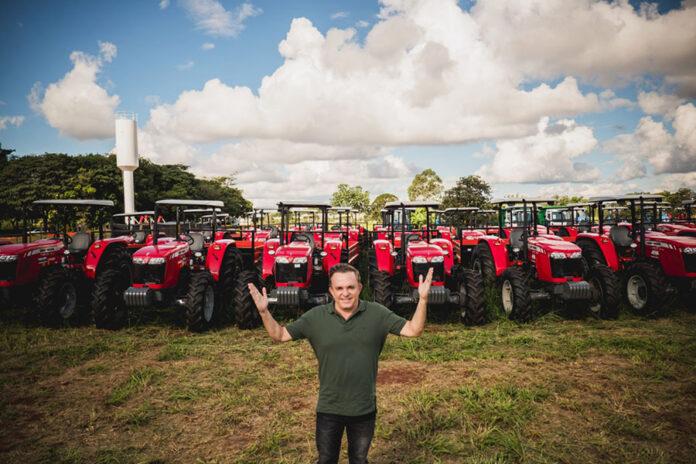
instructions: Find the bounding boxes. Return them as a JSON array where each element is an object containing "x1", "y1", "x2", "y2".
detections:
[{"x1": 248, "y1": 263, "x2": 433, "y2": 464}]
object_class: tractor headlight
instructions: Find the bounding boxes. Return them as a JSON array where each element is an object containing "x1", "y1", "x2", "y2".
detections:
[
  {"x1": 684, "y1": 247, "x2": 696, "y2": 254},
  {"x1": 268, "y1": 250, "x2": 276, "y2": 255},
  {"x1": 149, "y1": 257, "x2": 166, "y2": 265},
  {"x1": 0, "y1": 254, "x2": 18, "y2": 262},
  {"x1": 550, "y1": 252, "x2": 567, "y2": 259},
  {"x1": 133, "y1": 257, "x2": 147, "y2": 264},
  {"x1": 569, "y1": 251, "x2": 582, "y2": 259},
  {"x1": 430, "y1": 256, "x2": 444, "y2": 263},
  {"x1": 412, "y1": 256, "x2": 427, "y2": 264},
  {"x1": 276, "y1": 256, "x2": 291, "y2": 264},
  {"x1": 294, "y1": 257, "x2": 308, "y2": 264}
]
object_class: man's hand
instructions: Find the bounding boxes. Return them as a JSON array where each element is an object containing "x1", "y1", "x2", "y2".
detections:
[
  {"x1": 418, "y1": 267, "x2": 433, "y2": 301},
  {"x1": 248, "y1": 283, "x2": 269, "y2": 315}
]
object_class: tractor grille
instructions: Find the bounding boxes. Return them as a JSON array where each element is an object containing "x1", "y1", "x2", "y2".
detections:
[
  {"x1": 684, "y1": 254, "x2": 696, "y2": 273},
  {"x1": 275, "y1": 262, "x2": 307, "y2": 284},
  {"x1": 133, "y1": 263, "x2": 166, "y2": 284},
  {"x1": 412, "y1": 261, "x2": 444, "y2": 282},
  {"x1": 0, "y1": 261, "x2": 17, "y2": 281},
  {"x1": 550, "y1": 258, "x2": 584, "y2": 278}
]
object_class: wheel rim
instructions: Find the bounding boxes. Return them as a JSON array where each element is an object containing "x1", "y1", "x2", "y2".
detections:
[
  {"x1": 501, "y1": 280, "x2": 514, "y2": 315},
  {"x1": 626, "y1": 274, "x2": 648, "y2": 310},
  {"x1": 59, "y1": 282, "x2": 77, "y2": 319},
  {"x1": 588, "y1": 277, "x2": 603, "y2": 314},
  {"x1": 203, "y1": 284, "x2": 215, "y2": 322}
]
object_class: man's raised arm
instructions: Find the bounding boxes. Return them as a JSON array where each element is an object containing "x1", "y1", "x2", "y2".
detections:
[
  {"x1": 400, "y1": 267, "x2": 433, "y2": 338},
  {"x1": 247, "y1": 284, "x2": 292, "y2": 342}
]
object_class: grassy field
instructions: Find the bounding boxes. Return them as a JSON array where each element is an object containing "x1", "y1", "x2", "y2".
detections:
[{"x1": 1, "y1": 305, "x2": 695, "y2": 464}]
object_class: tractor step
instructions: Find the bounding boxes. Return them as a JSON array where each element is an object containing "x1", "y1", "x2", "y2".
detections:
[{"x1": 394, "y1": 287, "x2": 457, "y2": 306}]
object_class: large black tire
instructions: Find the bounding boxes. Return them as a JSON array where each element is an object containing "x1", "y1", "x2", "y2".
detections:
[
  {"x1": 235, "y1": 270, "x2": 261, "y2": 329},
  {"x1": 459, "y1": 269, "x2": 486, "y2": 325},
  {"x1": 500, "y1": 267, "x2": 533, "y2": 322},
  {"x1": 186, "y1": 272, "x2": 215, "y2": 332},
  {"x1": 587, "y1": 263, "x2": 621, "y2": 319},
  {"x1": 370, "y1": 266, "x2": 393, "y2": 309},
  {"x1": 35, "y1": 267, "x2": 80, "y2": 327},
  {"x1": 92, "y1": 248, "x2": 132, "y2": 329},
  {"x1": 215, "y1": 250, "x2": 241, "y2": 326},
  {"x1": 471, "y1": 243, "x2": 496, "y2": 286},
  {"x1": 624, "y1": 261, "x2": 670, "y2": 317},
  {"x1": 577, "y1": 240, "x2": 606, "y2": 267}
]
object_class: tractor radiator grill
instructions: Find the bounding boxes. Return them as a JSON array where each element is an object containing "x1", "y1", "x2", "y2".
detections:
[
  {"x1": 275, "y1": 262, "x2": 307, "y2": 284},
  {"x1": 133, "y1": 263, "x2": 165, "y2": 284},
  {"x1": 550, "y1": 258, "x2": 584, "y2": 278},
  {"x1": 684, "y1": 254, "x2": 696, "y2": 273},
  {"x1": 413, "y1": 261, "x2": 444, "y2": 282},
  {"x1": 0, "y1": 261, "x2": 17, "y2": 281}
]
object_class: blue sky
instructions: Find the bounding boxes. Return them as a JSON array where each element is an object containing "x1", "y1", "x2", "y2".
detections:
[{"x1": 1, "y1": 0, "x2": 695, "y2": 203}]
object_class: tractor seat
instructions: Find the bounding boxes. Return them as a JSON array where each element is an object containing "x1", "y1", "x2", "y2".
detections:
[
  {"x1": 577, "y1": 225, "x2": 590, "y2": 232},
  {"x1": 609, "y1": 225, "x2": 633, "y2": 247},
  {"x1": 405, "y1": 233, "x2": 421, "y2": 243},
  {"x1": 133, "y1": 230, "x2": 147, "y2": 244},
  {"x1": 189, "y1": 233, "x2": 205, "y2": 252},
  {"x1": 291, "y1": 232, "x2": 315, "y2": 249},
  {"x1": 509, "y1": 229, "x2": 524, "y2": 250},
  {"x1": 68, "y1": 232, "x2": 92, "y2": 255},
  {"x1": 202, "y1": 230, "x2": 213, "y2": 242},
  {"x1": 331, "y1": 225, "x2": 341, "y2": 231},
  {"x1": 269, "y1": 226, "x2": 279, "y2": 239},
  {"x1": 555, "y1": 227, "x2": 570, "y2": 237}
]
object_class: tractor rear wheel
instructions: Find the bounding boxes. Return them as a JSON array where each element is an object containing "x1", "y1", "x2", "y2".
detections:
[
  {"x1": 500, "y1": 267, "x2": 532, "y2": 322},
  {"x1": 472, "y1": 243, "x2": 496, "y2": 286},
  {"x1": 93, "y1": 248, "x2": 131, "y2": 329},
  {"x1": 215, "y1": 251, "x2": 240, "y2": 326},
  {"x1": 370, "y1": 266, "x2": 393, "y2": 309},
  {"x1": 587, "y1": 263, "x2": 620, "y2": 319},
  {"x1": 186, "y1": 272, "x2": 215, "y2": 332},
  {"x1": 459, "y1": 269, "x2": 485, "y2": 325},
  {"x1": 36, "y1": 267, "x2": 80, "y2": 327},
  {"x1": 578, "y1": 240, "x2": 606, "y2": 267},
  {"x1": 235, "y1": 270, "x2": 261, "y2": 329},
  {"x1": 624, "y1": 261, "x2": 669, "y2": 317}
]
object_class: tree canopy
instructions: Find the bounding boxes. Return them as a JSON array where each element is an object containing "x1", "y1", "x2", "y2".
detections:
[
  {"x1": 330, "y1": 183, "x2": 370, "y2": 212},
  {"x1": 441, "y1": 175, "x2": 492, "y2": 209},
  {"x1": 407, "y1": 169, "x2": 443, "y2": 202},
  {"x1": 368, "y1": 192, "x2": 398, "y2": 222},
  {"x1": 0, "y1": 153, "x2": 251, "y2": 227}
]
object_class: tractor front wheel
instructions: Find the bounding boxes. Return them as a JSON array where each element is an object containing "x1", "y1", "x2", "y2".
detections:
[
  {"x1": 500, "y1": 267, "x2": 532, "y2": 322},
  {"x1": 370, "y1": 266, "x2": 393, "y2": 309},
  {"x1": 93, "y1": 249, "x2": 132, "y2": 329},
  {"x1": 587, "y1": 263, "x2": 621, "y2": 319},
  {"x1": 215, "y1": 251, "x2": 240, "y2": 326},
  {"x1": 36, "y1": 267, "x2": 80, "y2": 327},
  {"x1": 235, "y1": 270, "x2": 262, "y2": 329},
  {"x1": 472, "y1": 243, "x2": 496, "y2": 286},
  {"x1": 186, "y1": 272, "x2": 216, "y2": 332},
  {"x1": 459, "y1": 269, "x2": 485, "y2": 325},
  {"x1": 624, "y1": 261, "x2": 670, "y2": 317},
  {"x1": 578, "y1": 240, "x2": 606, "y2": 267}
]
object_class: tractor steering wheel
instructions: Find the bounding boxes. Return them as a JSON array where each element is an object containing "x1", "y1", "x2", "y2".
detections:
[{"x1": 183, "y1": 233, "x2": 195, "y2": 245}]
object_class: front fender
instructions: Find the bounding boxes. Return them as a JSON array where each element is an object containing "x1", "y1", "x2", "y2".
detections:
[
  {"x1": 576, "y1": 234, "x2": 620, "y2": 271},
  {"x1": 262, "y1": 239, "x2": 280, "y2": 280},
  {"x1": 205, "y1": 239, "x2": 237, "y2": 282},
  {"x1": 85, "y1": 238, "x2": 130, "y2": 280},
  {"x1": 372, "y1": 239, "x2": 395, "y2": 275},
  {"x1": 478, "y1": 237, "x2": 510, "y2": 277}
]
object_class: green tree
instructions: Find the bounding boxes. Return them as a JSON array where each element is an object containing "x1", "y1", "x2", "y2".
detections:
[
  {"x1": 658, "y1": 188, "x2": 694, "y2": 209},
  {"x1": 368, "y1": 193, "x2": 398, "y2": 223},
  {"x1": 552, "y1": 195, "x2": 586, "y2": 206},
  {"x1": 330, "y1": 184, "x2": 370, "y2": 212},
  {"x1": 407, "y1": 169, "x2": 443, "y2": 202},
  {"x1": 441, "y1": 175, "x2": 492, "y2": 208}
]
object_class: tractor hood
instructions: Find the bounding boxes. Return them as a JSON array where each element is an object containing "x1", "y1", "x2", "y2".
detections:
[
  {"x1": 132, "y1": 241, "x2": 189, "y2": 263},
  {"x1": 529, "y1": 236, "x2": 582, "y2": 255},
  {"x1": 275, "y1": 242, "x2": 312, "y2": 259},
  {"x1": 645, "y1": 233, "x2": 696, "y2": 248},
  {"x1": 0, "y1": 239, "x2": 63, "y2": 257},
  {"x1": 407, "y1": 241, "x2": 446, "y2": 259}
]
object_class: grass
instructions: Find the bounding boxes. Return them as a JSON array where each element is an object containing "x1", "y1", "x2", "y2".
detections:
[{"x1": 1, "y1": 306, "x2": 695, "y2": 463}]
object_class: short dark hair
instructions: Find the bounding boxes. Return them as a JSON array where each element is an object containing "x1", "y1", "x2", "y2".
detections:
[{"x1": 329, "y1": 263, "x2": 361, "y2": 285}]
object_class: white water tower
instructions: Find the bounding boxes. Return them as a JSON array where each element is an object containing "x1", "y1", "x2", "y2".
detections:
[{"x1": 115, "y1": 113, "x2": 139, "y2": 215}]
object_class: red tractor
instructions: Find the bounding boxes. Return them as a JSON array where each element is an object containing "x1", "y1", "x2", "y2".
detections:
[
  {"x1": 471, "y1": 198, "x2": 620, "y2": 321},
  {"x1": 576, "y1": 194, "x2": 696, "y2": 315},
  {"x1": 122, "y1": 199, "x2": 243, "y2": 332},
  {"x1": 244, "y1": 202, "x2": 352, "y2": 324},
  {"x1": 653, "y1": 199, "x2": 696, "y2": 237},
  {"x1": 0, "y1": 199, "x2": 133, "y2": 326},
  {"x1": 329, "y1": 207, "x2": 363, "y2": 265},
  {"x1": 369, "y1": 201, "x2": 485, "y2": 325}
]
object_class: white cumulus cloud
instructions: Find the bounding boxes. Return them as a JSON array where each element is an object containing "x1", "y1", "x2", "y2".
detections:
[
  {"x1": 201, "y1": 42, "x2": 215, "y2": 50},
  {"x1": 179, "y1": 0, "x2": 262, "y2": 37},
  {"x1": 28, "y1": 42, "x2": 120, "y2": 140},
  {"x1": 477, "y1": 118, "x2": 601, "y2": 184},
  {"x1": 0, "y1": 115, "x2": 25, "y2": 130}
]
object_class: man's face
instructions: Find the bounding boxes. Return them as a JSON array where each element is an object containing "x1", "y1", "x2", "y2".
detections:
[{"x1": 329, "y1": 271, "x2": 362, "y2": 312}]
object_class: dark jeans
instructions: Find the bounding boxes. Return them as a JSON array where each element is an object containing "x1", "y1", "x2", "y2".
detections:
[{"x1": 316, "y1": 410, "x2": 376, "y2": 464}]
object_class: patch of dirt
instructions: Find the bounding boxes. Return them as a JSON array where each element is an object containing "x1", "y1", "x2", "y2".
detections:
[{"x1": 378, "y1": 363, "x2": 428, "y2": 386}]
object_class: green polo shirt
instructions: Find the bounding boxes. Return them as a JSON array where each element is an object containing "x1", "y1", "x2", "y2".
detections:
[{"x1": 286, "y1": 300, "x2": 407, "y2": 416}]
